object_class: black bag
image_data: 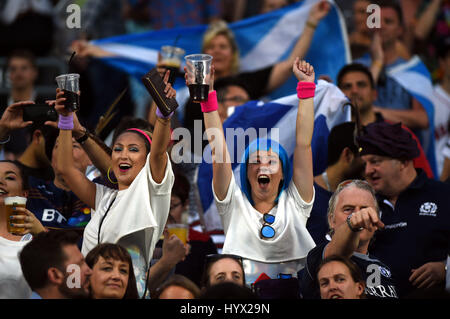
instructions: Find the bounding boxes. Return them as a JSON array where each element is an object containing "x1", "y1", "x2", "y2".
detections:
[{"x1": 141, "y1": 68, "x2": 179, "y2": 117}]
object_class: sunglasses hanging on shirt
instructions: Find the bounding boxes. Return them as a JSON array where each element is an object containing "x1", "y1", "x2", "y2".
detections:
[{"x1": 260, "y1": 214, "x2": 275, "y2": 239}]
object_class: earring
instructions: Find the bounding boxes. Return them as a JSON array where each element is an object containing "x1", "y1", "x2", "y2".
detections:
[{"x1": 107, "y1": 167, "x2": 118, "y2": 184}]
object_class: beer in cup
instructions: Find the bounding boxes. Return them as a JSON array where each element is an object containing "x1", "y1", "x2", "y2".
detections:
[
  {"x1": 5, "y1": 196, "x2": 27, "y2": 235},
  {"x1": 167, "y1": 224, "x2": 189, "y2": 245},
  {"x1": 185, "y1": 54, "x2": 212, "y2": 102},
  {"x1": 160, "y1": 45, "x2": 185, "y2": 85},
  {"x1": 55, "y1": 73, "x2": 80, "y2": 111}
]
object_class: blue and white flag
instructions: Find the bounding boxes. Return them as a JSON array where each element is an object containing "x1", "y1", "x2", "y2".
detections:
[
  {"x1": 387, "y1": 56, "x2": 438, "y2": 177},
  {"x1": 198, "y1": 80, "x2": 351, "y2": 230},
  {"x1": 92, "y1": 0, "x2": 350, "y2": 101}
]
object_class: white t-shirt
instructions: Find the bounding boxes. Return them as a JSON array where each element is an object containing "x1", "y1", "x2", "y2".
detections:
[
  {"x1": 82, "y1": 152, "x2": 174, "y2": 268},
  {"x1": 214, "y1": 174, "x2": 316, "y2": 264},
  {"x1": 0, "y1": 234, "x2": 32, "y2": 298},
  {"x1": 433, "y1": 84, "x2": 450, "y2": 176}
]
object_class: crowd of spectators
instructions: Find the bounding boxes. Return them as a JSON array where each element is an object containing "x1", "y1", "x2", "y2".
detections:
[{"x1": 0, "y1": 0, "x2": 449, "y2": 301}]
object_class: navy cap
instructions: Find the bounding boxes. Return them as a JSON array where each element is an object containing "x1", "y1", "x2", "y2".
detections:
[{"x1": 357, "y1": 122, "x2": 420, "y2": 160}]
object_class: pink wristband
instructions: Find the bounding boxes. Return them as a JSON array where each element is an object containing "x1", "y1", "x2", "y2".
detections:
[
  {"x1": 58, "y1": 114, "x2": 74, "y2": 130},
  {"x1": 200, "y1": 90, "x2": 218, "y2": 113},
  {"x1": 297, "y1": 82, "x2": 316, "y2": 99}
]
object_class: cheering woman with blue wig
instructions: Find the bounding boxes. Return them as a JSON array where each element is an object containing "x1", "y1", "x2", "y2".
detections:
[{"x1": 188, "y1": 58, "x2": 316, "y2": 282}]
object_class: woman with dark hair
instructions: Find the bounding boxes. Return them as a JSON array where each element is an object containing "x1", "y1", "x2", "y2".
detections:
[
  {"x1": 0, "y1": 160, "x2": 46, "y2": 298},
  {"x1": 186, "y1": 58, "x2": 317, "y2": 283},
  {"x1": 86, "y1": 243, "x2": 139, "y2": 299},
  {"x1": 54, "y1": 71, "x2": 176, "y2": 297}
]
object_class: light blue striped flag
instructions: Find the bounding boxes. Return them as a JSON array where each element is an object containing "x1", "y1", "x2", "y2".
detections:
[
  {"x1": 198, "y1": 80, "x2": 351, "y2": 230},
  {"x1": 92, "y1": 0, "x2": 350, "y2": 103}
]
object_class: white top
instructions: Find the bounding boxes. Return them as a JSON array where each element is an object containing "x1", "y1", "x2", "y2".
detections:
[
  {"x1": 214, "y1": 174, "x2": 316, "y2": 264},
  {"x1": 82, "y1": 153, "x2": 174, "y2": 266},
  {"x1": 0, "y1": 234, "x2": 32, "y2": 299},
  {"x1": 433, "y1": 84, "x2": 450, "y2": 176}
]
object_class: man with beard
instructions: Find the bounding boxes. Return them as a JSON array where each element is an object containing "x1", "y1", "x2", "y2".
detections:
[
  {"x1": 336, "y1": 62, "x2": 433, "y2": 178},
  {"x1": 19, "y1": 230, "x2": 92, "y2": 299},
  {"x1": 306, "y1": 122, "x2": 365, "y2": 244}
]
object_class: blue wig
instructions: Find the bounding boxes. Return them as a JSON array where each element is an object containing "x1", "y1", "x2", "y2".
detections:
[{"x1": 239, "y1": 138, "x2": 292, "y2": 206}]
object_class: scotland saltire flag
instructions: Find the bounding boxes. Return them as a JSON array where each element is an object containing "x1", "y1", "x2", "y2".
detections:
[
  {"x1": 92, "y1": 0, "x2": 350, "y2": 101},
  {"x1": 198, "y1": 80, "x2": 351, "y2": 230},
  {"x1": 387, "y1": 56, "x2": 438, "y2": 177}
]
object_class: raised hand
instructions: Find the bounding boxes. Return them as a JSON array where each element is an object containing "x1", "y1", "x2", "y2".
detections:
[
  {"x1": 293, "y1": 58, "x2": 315, "y2": 83},
  {"x1": 45, "y1": 98, "x2": 85, "y2": 138},
  {"x1": 308, "y1": 0, "x2": 331, "y2": 24},
  {"x1": 208, "y1": 65, "x2": 215, "y2": 93},
  {"x1": 0, "y1": 101, "x2": 35, "y2": 132},
  {"x1": 162, "y1": 229, "x2": 190, "y2": 265},
  {"x1": 348, "y1": 207, "x2": 385, "y2": 233},
  {"x1": 54, "y1": 88, "x2": 73, "y2": 116},
  {"x1": 370, "y1": 31, "x2": 384, "y2": 64},
  {"x1": 162, "y1": 70, "x2": 176, "y2": 99}
]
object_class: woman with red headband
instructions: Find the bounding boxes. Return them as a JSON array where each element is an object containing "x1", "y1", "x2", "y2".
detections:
[{"x1": 54, "y1": 72, "x2": 175, "y2": 298}]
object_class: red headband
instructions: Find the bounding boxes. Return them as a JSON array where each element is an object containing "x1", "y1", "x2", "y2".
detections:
[{"x1": 126, "y1": 128, "x2": 152, "y2": 145}]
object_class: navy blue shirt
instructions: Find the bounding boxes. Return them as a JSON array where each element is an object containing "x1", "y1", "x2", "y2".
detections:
[
  {"x1": 369, "y1": 170, "x2": 450, "y2": 297},
  {"x1": 306, "y1": 183, "x2": 332, "y2": 245},
  {"x1": 299, "y1": 241, "x2": 398, "y2": 299},
  {"x1": 26, "y1": 176, "x2": 92, "y2": 231}
]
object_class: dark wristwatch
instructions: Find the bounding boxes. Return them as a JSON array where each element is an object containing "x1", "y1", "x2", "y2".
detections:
[
  {"x1": 347, "y1": 214, "x2": 363, "y2": 232},
  {"x1": 75, "y1": 128, "x2": 89, "y2": 144}
]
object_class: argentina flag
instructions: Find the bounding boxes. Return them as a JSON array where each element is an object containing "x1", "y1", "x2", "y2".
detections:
[
  {"x1": 387, "y1": 56, "x2": 438, "y2": 177},
  {"x1": 198, "y1": 80, "x2": 351, "y2": 231},
  {"x1": 92, "y1": 0, "x2": 350, "y2": 103}
]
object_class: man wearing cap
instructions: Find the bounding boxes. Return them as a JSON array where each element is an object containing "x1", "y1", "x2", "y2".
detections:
[{"x1": 358, "y1": 121, "x2": 450, "y2": 298}]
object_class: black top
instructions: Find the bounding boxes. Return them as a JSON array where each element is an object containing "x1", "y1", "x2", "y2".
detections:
[
  {"x1": 369, "y1": 170, "x2": 450, "y2": 297},
  {"x1": 299, "y1": 241, "x2": 399, "y2": 299},
  {"x1": 26, "y1": 176, "x2": 91, "y2": 240}
]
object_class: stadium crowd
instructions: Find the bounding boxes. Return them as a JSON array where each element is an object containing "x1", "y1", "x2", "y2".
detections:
[{"x1": 0, "y1": 0, "x2": 449, "y2": 300}]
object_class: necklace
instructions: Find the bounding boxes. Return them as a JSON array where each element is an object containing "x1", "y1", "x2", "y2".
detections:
[{"x1": 321, "y1": 171, "x2": 332, "y2": 192}]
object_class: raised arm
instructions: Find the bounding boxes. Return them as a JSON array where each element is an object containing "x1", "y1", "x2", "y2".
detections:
[
  {"x1": 45, "y1": 101, "x2": 112, "y2": 176},
  {"x1": 54, "y1": 89, "x2": 96, "y2": 208},
  {"x1": 266, "y1": 1, "x2": 330, "y2": 93},
  {"x1": 373, "y1": 98, "x2": 429, "y2": 130},
  {"x1": 0, "y1": 101, "x2": 35, "y2": 143},
  {"x1": 292, "y1": 58, "x2": 315, "y2": 203},
  {"x1": 189, "y1": 66, "x2": 232, "y2": 201},
  {"x1": 150, "y1": 71, "x2": 174, "y2": 183}
]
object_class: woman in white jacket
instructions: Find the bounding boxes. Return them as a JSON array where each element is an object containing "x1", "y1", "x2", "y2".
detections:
[{"x1": 54, "y1": 72, "x2": 175, "y2": 297}]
